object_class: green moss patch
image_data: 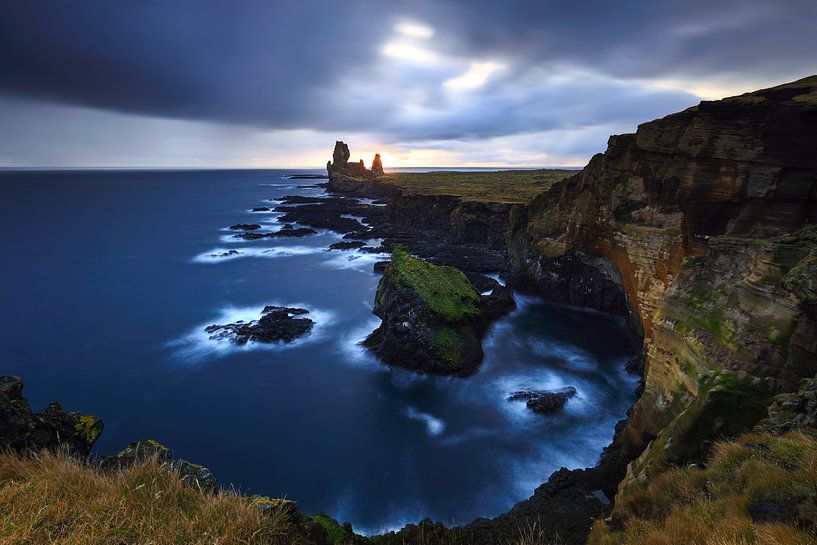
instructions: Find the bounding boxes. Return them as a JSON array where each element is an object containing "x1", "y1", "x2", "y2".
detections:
[
  {"x1": 433, "y1": 325, "x2": 462, "y2": 365},
  {"x1": 74, "y1": 415, "x2": 103, "y2": 445},
  {"x1": 311, "y1": 513, "x2": 355, "y2": 544},
  {"x1": 389, "y1": 247, "x2": 479, "y2": 321}
]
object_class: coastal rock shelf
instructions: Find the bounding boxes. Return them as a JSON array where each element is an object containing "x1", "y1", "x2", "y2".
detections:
[{"x1": 364, "y1": 246, "x2": 515, "y2": 376}]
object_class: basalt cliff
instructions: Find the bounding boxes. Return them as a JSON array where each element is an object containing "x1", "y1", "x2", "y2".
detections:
[
  {"x1": 327, "y1": 76, "x2": 817, "y2": 544},
  {"x1": 508, "y1": 76, "x2": 817, "y2": 486}
]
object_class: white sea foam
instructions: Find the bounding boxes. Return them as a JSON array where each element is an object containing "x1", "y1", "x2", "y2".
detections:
[
  {"x1": 322, "y1": 249, "x2": 390, "y2": 271},
  {"x1": 486, "y1": 272, "x2": 506, "y2": 287},
  {"x1": 193, "y1": 245, "x2": 320, "y2": 263},
  {"x1": 336, "y1": 316, "x2": 385, "y2": 369},
  {"x1": 167, "y1": 303, "x2": 335, "y2": 362},
  {"x1": 355, "y1": 198, "x2": 388, "y2": 207},
  {"x1": 403, "y1": 406, "x2": 446, "y2": 436},
  {"x1": 340, "y1": 213, "x2": 369, "y2": 227},
  {"x1": 527, "y1": 339, "x2": 598, "y2": 371}
]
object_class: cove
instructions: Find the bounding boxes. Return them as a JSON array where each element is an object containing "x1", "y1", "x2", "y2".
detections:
[{"x1": 0, "y1": 169, "x2": 638, "y2": 533}]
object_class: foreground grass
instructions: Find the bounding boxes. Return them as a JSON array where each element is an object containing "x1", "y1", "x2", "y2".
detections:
[
  {"x1": 378, "y1": 170, "x2": 574, "y2": 204},
  {"x1": 589, "y1": 432, "x2": 817, "y2": 545},
  {"x1": 0, "y1": 450, "x2": 310, "y2": 545}
]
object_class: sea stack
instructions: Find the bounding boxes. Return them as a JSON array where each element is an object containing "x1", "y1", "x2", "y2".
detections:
[
  {"x1": 327, "y1": 141, "x2": 384, "y2": 179},
  {"x1": 371, "y1": 153, "x2": 384, "y2": 176}
]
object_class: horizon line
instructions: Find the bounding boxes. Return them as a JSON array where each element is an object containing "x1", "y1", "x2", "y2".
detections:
[{"x1": 0, "y1": 164, "x2": 585, "y2": 172}]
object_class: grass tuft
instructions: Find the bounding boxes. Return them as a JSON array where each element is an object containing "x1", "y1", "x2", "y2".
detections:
[
  {"x1": 591, "y1": 432, "x2": 817, "y2": 545},
  {"x1": 0, "y1": 450, "x2": 315, "y2": 545}
]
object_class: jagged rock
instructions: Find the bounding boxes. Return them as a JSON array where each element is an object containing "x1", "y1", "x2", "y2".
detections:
[
  {"x1": 229, "y1": 223, "x2": 261, "y2": 231},
  {"x1": 251, "y1": 206, "x2": 271, "y2": 212},
  {"x1": 364, "y1": 247, "x2": 515, "y2": 375},
  {"x1": 508, "y1": 387, "x2": 577, "y2": 414},
  {"x1": 0, "y1": 375, "x2": 102, "y2": 456},
  {"x1": 205, "y1": 306, "x2": 314, "y2": 344},
  {"x1": 332, "y1": 141, "x2": 350, "y2": 165},
  {"x1": 756, "y1": 374, "x2": 817, "y2": 435},
  {"x1": 371, "y1": 153, "x2": 384, "y2": 176},
  {"x1": 373, "y1": 260, "x2": 390, "y2": 273},
  {"x1": 326, "y1": 140, "x2": 383, "y2": 180}
]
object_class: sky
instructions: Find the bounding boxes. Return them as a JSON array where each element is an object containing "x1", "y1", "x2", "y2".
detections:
[{"x1": 0, "y1": 0, "x2": 815, "y2": 168}]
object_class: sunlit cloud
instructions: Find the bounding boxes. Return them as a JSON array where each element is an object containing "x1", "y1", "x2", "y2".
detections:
[
  {"x1": 381, "y1": 41, "x2": 439, "y2": 64},
  {"x1": 444, "y1": 61, "x2": 505, "y2": 90},
  {"x1": 395, "y1": 21, "x2": 434, "y2": 39}
]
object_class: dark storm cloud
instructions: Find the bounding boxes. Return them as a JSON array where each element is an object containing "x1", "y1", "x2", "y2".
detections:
[{"x1": 0, "y1": 0, "x2": 815, "y2": 141}]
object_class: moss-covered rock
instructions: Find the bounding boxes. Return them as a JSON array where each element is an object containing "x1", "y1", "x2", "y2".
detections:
[{"x1": 365, "y1": 247, "x2": 514, "y2": 375}]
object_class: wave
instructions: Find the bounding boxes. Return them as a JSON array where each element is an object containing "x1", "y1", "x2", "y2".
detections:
[
  {"x1": 192, "y1": 245, "x2": 321, "y2": 263},
  {"x1": 402, "y1": 406, "x2": 446, "y2": 437}
]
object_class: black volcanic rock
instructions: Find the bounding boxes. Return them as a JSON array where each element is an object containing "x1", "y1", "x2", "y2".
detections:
[
  {"x1": 251, "y1": 206, "x2": 271, "y2": 212},
  {"x1": 508, "y1": 387, "x2": 578, "y2": 414},
  {"x1": 229, "y1": 223, "x2": 262, "y2": 231},
  {"x1": 0, "y1": 375, "x2": 103, "y2": 456},
  {"x1": 205, "y1": 306, "x2": 314, "y2": 344},
  {"x1": 365, "y1": 247, "x2": 515, "y2": 376},
  {"x1": 233, "y1": 225, "x2": 317, "y2": 239}
]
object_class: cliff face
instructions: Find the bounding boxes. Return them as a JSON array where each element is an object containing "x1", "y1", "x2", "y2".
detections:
[{"x1": 511, "y1": 76, "x2": 817, "y2": 474}]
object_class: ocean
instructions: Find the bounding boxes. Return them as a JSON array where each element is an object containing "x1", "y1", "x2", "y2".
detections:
[{"x1": 0, "y1": 168, "x2": 637, "y2": 533}]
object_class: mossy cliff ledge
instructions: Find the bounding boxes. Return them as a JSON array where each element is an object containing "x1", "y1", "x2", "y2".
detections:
[{"x1": 365, "y1": 247, "x2": 515, "y2": 375}]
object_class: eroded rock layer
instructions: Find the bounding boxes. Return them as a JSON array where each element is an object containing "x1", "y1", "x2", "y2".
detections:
[{"x1": 509, "y1": 77, "x2": 817, "y2": 482}]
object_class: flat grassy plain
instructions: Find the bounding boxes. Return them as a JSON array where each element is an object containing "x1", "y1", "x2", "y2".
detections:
[{"x1": 378, "y1": 169, "x2": 575, "y2": 204}]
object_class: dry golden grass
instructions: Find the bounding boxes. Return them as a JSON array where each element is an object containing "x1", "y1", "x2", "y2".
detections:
[
  {"x1": 0, "y1": 450, "x2": 311, "y2": 545},
  {"x1": 589, "y1": 432, "x2": 817, "y2": 545}
]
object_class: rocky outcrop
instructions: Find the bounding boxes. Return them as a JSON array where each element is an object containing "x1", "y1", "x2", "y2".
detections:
[
  {"x1": 371, "y1": 153, "x2": 384, "y2": 176},
  {"x1": 98, "y1": 439, "x2": 220, "y2": 491},
  {"x1": 327, "y1": 141, "x2": 383, "y2": 179},
  {"x1": 511, "y1": 76, "x2": 817, "y2": 457},
  {"x1": 365, "y1": 247, "x2": 514, "y2": 375},
  {"x1": 205, "y1": 306, "x2": 314, "y2": 344},
  {"x1": 0, "y1": 375, "x2": 102, "y2": 456},
  {"x1": 508, "y1": 387, "x2": 577, "y2": 414},
  {"x1": 756, "y1": 373, "x2": 817, "y2": 435}
]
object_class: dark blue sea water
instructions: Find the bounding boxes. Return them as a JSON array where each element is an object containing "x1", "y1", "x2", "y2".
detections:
[{"x1": 0, "y1": 169, "x2": 637, "y2": 533}]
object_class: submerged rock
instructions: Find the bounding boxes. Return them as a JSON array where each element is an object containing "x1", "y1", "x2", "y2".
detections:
[
  {"x1": 229, "y1": 223, "x2": 262, "y2": 231},
  {"x1": 251, "y1": 206, "x2": 271, "y2": 212},
  {"x1": 205, "y1": 306, "x2": 314, "y2": 344},
  {"x1": 0, "y1": 375, "x2": 103, "y2": 456},
  {"x1": 508, "y1": 387, "x2": 578, "y2": 414},
  {"x1": 233, "y1": 225, "x2": 317, "y2": 239},
  {"x1": 365, "y1": 247, "x2": 514, "y2": 376}
]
